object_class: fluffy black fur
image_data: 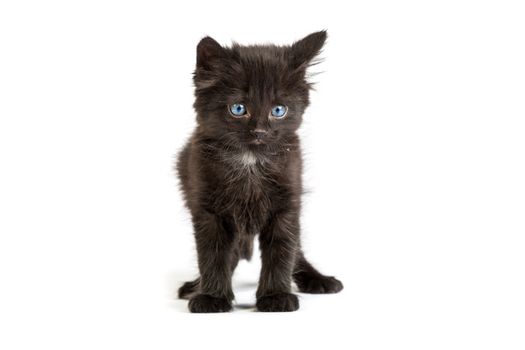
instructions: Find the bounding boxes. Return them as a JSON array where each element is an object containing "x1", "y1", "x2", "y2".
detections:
[{"x1": 177, "y1": 31, "x2": 343, "y2": 313}]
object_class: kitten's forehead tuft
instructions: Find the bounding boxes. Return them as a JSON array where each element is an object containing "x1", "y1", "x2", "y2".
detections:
[
  {"x1": 233, "y1": 45, "x2": 289, "y2": 70},
  {"x1": 225, "y1": 44, "x2": 301, "y2": 94}
]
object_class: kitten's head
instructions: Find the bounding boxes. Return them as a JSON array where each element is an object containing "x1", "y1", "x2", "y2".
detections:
[{"x1": 193, "y1": 31, "x2": 326, "y2": 151}]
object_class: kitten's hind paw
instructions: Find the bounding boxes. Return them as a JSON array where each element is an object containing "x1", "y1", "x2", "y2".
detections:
[
  {"x1": 188, "y1": 294, "x2": 232, "y2": 313},
  {"x1": 295, "y1": 275, "x2": 344, "y2": 294},
  {"x1": 178, "y1": 278, "x2": 200, "y2": 299},
  {"x1": 256, "y1": 293, "x2": 299, "y2": 312}
]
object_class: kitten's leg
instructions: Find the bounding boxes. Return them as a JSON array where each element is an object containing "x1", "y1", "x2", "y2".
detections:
[
  {"x1": 187, "y1": 211, "x2": 236, "y2": 313},
  {"x1": 178, "y1": 244, "x2": 241, "y2": 300},
  {"x1": 256, "y1": 210, "x2": 300, "y2": 312},
  {"x1": 293, "y1": 252, "x2": 344, "y2": 294}
]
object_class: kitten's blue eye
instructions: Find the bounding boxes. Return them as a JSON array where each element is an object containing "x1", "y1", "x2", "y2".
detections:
[
  {"x1": 271, "y1": 105, "x2": 287, "y2": 118},
  {"x1": 229, "y1": 103, "x2": 247, "y2": 116}
]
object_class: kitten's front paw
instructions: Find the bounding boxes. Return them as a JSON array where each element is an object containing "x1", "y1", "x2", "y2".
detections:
[
  {"x1": 188, "y1": 294, "x2": 232, "y2": 313},
  {"x1": 296, "y1": 275, "x2": 344, "y2": 294},
  {"x1": 256, "y1": 293, "x2": 299, "y2": 312}
]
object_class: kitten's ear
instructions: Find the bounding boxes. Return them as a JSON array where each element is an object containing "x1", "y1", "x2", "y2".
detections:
[
  {"x1": 290, "y1": 30, "x2": 327, "y2": 69},
  {"x1": 196, "y1": 36, "x2": 227, "y2": 70}
]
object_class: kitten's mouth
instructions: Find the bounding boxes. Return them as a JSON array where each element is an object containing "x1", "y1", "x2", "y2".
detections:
[{"x1": 249, "y1": 139, "x2": 265, "y2": 145}]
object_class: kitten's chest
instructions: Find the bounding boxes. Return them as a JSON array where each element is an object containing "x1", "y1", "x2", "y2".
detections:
[
  {"x1": 221, "y1": 151, "x2": 273, "y2": 205},
  {"x1": 210, "y1": 151, "x2": 280, "y2": 227}
]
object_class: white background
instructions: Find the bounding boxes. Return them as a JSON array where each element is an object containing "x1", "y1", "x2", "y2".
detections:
[{"x1": 1, "y1": 0, "x2": 524, "y2": 349}]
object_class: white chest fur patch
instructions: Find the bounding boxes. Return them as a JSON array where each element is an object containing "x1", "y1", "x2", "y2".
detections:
[
  {"x1": 224, "y1": 150, "x2": 264, "y2": 169},
  {"x1": 239, "y1": 151, "x2": 257, "y2": 166}
]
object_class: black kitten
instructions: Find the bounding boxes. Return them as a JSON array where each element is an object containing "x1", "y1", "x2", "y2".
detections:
[{"x1": 177, "y1": 31, "x2": 343, "y2": 313}]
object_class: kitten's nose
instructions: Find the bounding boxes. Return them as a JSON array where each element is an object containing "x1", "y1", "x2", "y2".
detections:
[{"x1": 251, "y1": 129, "x2": 268, "y2": 140}]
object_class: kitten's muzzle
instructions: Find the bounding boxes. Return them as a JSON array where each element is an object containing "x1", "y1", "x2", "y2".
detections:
[{"x1": 250, "y1": 129, "x2": 268, "y2": 140}]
